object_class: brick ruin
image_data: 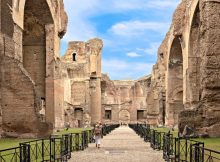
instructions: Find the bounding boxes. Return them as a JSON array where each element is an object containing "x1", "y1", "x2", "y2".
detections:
[
  {"x1": 101, "y1": 75, "x2": 151, "y2": 124},
  {"x1": 61, "y1": 39, "x2": 103, "y2": 128},
  {"x1": 101, "y1": 0, "x2": 220, "y2": 137},
  {"x1": 0, "y1": 0, "x2": 68, "y2": 137},
  {"x1": 150, "y1": 0, "x2": 220, "y2": 137},
  {"x1": 0, "y1": 0, "x2": 220, "y2": 138}
]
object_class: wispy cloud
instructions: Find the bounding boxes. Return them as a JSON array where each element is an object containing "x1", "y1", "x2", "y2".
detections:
[
  {"x1": 144, "y1": 42, "x2": 161, "y2": 55},
  {"x1": 102, "y1": 59, "x2": 154, "y2": 80},
  {"x1": 109, "y1": 21, "x2": 170, "y2": 37},
  {"x1": 111, "y1": 0, "x2": 180, "y2": 11},
  {"x1": 63, "y1": 0, "x2": 179, "y2": 41},
  {"x1": 127, "y1": 52, "x2": 142, "y2": 57},
  {"x1": 62, "y1": 0, "x2": 180, "y2": 79}
]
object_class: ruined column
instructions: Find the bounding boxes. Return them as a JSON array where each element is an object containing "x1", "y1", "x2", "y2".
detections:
[
  {"x1": 90, "y1": 78, "x2": 102, "y2": 124},
  {"x1": 87, "y1": 38, "x2": 103, "y2": 125}
]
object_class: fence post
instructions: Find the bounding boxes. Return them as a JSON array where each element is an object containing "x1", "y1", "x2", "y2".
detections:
[{"x1": 20, "y1": 144, "x2": 30, "y2": 162}]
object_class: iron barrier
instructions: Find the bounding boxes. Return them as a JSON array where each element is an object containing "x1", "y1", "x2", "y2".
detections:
[
  {"x1": 0, "y1": 124, "x2": 119, "y2": 162},
  {"x1": 129, "y1": 124, "x2": 220, "y2": 162}
]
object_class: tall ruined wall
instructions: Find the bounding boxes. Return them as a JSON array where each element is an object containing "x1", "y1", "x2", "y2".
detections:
[
  {"x1": 150, "y1": 0, "x2": 220, "y2": 136},
  {"x1": 101, "y1": 74, "x2": 150, "y2": 124},
  {"x1": 180, "y1": 0, "x2": 220, "y2": 137},
  {"x1": 0, "y1": 0, "x2": 67, "y2": 137},
  {"x1": 62, "y1": 38, "x2": 103, "y2": 127}
]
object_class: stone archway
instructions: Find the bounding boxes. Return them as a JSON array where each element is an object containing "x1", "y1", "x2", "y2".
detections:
[
  {"x1": 186, "y1": 4, "x2": 201, "y2": 109},
  {"x1": 166, "y1": 37, "x2": 184, "y2": 127},
  {"x1": 23, "y1": 0, "x2": 55, "y2": 125},
  {"x1": 119, "y1": 109, "x2": 130, "y2": 124},
  {"x1": 23, "y1": 0, "x2": 53, "y2": 99}
]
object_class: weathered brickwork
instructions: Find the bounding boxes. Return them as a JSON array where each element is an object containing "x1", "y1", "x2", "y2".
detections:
[
  {"x1": 0, "y1": 0, "x2": 67, "y2": 137},
  {"x1": 101, "y1": 74, "x2": 151, "y2": 124},
  {"x1": 0, "y1": 0, "x2": 220, "y2": 138},
  {"x1": 61, "y1": 39, "x2": 103, "y2": 128},
  {"x1": 147, "y1": 0, "x2": 220, "y2": 137}
]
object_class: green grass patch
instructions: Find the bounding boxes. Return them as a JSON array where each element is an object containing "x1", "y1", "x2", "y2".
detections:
[
  {"x1": 0, "y1": 128, "x2": 93, "y2": 151},
  {"x1": 153, "y1": 127, "x2": 220, "y2": 151},
  {"x1": 54, "y1": 128, "x2": 92, "y2": 135},
  {"x1": 198, "y1": 138, "x2": 220, "y2": 151},
  {"x1": 153, "y1": 127, "x2": 179, "y2": 137},
  {"x1": 0, "y1": 139, "x2": 30, "y2": 150}
]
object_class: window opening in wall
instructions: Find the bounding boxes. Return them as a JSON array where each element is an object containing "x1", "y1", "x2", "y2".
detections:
[
  {"x1": 105, "y1": 110, "x2": 112, "y2": 120},
  {"x1": 72, "y1": 53, "x2": 76, "y2": 61},
  {"x1": 137, "y1": 110, "x2": 144, "y2": 120}
]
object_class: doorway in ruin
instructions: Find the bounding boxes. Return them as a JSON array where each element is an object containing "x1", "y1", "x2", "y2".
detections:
[
  {"x1": 119, "y1": 110, "x2": 130, "y2": 124},
  {"x1": 167, "y1": 37, "x2": 184, "y2": 126},
  {"x1": 137, "y1": 110, "x2": 144, "y2": 121},
  {"x1": 187, "y1": 4, "x2": 201, "y2": 108},
  {"x1": 105, "y1": 110, "x2": 112, "y2": 120},
  {"x1": 23, "y1": 0, "x2": 54, "y2": 118},
  {"x1": 74, "y1": 108, "x2": 83, "y2": 127}
]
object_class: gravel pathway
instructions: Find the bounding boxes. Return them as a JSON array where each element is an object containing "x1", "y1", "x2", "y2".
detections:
[{"x1": 69, "y1": 126, "x2": 164, "y2": 162}]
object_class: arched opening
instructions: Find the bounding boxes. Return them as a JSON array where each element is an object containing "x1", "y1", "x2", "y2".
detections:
[
  {"x1": 166, "y1": 37, "x2": 184, "y2": 126},
  {"x1": 23, "y1": 0, "x2": 54, "y2": 108},
  {"x1": 187, "y1": 5, "x2": 201, "y2": 108},
  {"x1": 119, "y1": 109, "x2": 130, "y2": 124},
  {"x1": 72, "y1": 53, "x2": 76, "y2": 61},
  {"x1": 74, "y1": 108, "x2": 83, "y2": 127}
]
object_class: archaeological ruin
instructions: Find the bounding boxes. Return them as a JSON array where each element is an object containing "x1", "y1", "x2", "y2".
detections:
[
  {"x1": 61, "y1": 39, "x2": 103, "y2": 128},
  {"x1": 0, "y1": 0, "x2": 68, "y2": 137},
  {"x1": 0, "y1": 0, "x2": 220, "y2": 138},
  {"x1": 101, "y1": 74, "x2": 151, "y2": 124}
]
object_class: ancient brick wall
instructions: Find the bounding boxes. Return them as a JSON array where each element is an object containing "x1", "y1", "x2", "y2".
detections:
[
  {"x1": 148, "y1": 0, "x2": 220, "y2": 136},
  {"x1": 0, "y1": 0, "x2": 67, "y2": 137},
  {"x1": 61, "y1": 38, "x2": 103, "y2": 127},
  {"x1": 101, "y1": 75, "x2": 150, "y2": 124}
]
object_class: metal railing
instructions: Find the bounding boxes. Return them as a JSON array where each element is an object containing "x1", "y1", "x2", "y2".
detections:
[
  {"x1": 0, "y1": 124, "x2": 119, "y2": 162},
  {"x1": 129, "y1": 124, "x2": 220, "y2": 162},
  {"x1": 190, "y1": 144, "x2": 220, "y2": 162},
  {"x1": 0, "y1": 145, "x2": 30, "y2": 162}
]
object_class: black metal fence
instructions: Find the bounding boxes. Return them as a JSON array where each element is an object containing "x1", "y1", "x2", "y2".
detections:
[
  {"x1": 129, "y1": 124, "x2": 220, "y2": 162},
  {"x1": 0, "y1": 124, "x2": 119, "y2": 162}
]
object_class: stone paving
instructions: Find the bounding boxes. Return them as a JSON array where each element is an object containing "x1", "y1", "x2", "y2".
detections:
[{"x1": 70, "y1": 126, "x2": 164, "y2": 162}]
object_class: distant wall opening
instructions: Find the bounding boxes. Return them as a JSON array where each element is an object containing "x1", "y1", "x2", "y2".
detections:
[
  {"x1": 119, "y1": 110, "x2": 130, "y2": 123},
  {"x1": 72, "y1": 53, "x2": 76, "y2": 61},
  {"x1": 105, "y1": 110, "x2": 112, "y2": 120},
  {"x1": 74, "y1": 108, "x2": 83, "y2": 127},
  {"x1": 137, "y1": 110, "x2": 144, "y2": 120}
]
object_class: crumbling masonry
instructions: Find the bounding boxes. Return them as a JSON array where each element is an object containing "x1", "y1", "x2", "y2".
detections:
[
  {"x1": 0, "y1": 0, "x2": 68, "y2": 137},
  {"x1": 148, "y1": 0, "x2": 220, "y2": 137},
  {"x1": 0, "y1": 0, "x2": 220, "y2": 138}
]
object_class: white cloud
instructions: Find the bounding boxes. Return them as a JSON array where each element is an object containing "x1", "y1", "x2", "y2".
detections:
[
  {"x1": 109, "y1": 21, "x2": 170, "y2": 37},
  {"x1": 135, "y1": 42, "x2": 161, "y2": 55},
  {"x1": 127, "y1": 52, "x2": 141, "y2": 57},
  {"x1": 112, "y1": 0, "x2": 180, "y2": 11},
  {"x1": 144, "y1": 42, "x2": 161, "y2": 55},
  {"x1": 63, "y1": 0, "x2": 100, "y2": 41},
  {"x1": 62, "y1": 0, "x2": 180, "y2": 41},
  {"x1": 102, "y1": 59, "x2": 154, "y2": 80},
  {"x1": 62, "y1": 0, "x2": 180, "y2": 79}
]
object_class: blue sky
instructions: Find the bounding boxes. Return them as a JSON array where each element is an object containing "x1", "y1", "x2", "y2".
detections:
[{"x1": 61, "y1": 0, "x2": 181, "y2": 80}]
